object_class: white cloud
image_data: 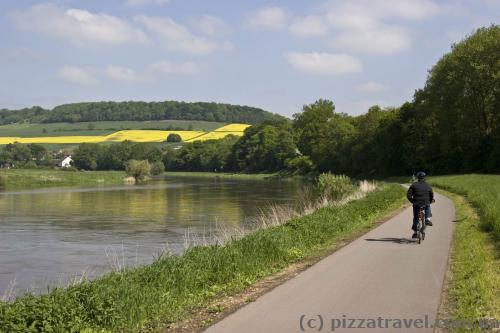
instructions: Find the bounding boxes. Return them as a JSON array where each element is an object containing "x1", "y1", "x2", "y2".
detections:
[
  {"x1": 147, "y1": 60, "x2": 201, "y2": 75},
  {"x1": 321, "y1": 0, "x2": 438, "y2": 54},
  {"x1": 58, "y1": 65, "x2": 99, "y2": 85},
  {"x1": 356, "y1": 82, "x2": 388, "y2": 93},
  {"x1": 245, "y1": 6, "x2": 289, "y2": 31},
  {"x1": 126, "y1": 0, "x2": 169, "y2": 6},
  {"x1": 103, "y1": 61, "x2": 202, "y2": 83},
  {"x1": 332, "y1": 25, "x2": 411, "y2": 54},
  {"x1": 106, "y1": 65, "x2": 146, "y2": 83},
  {"x1": 191, "y1": 15, "x2": 230, "y2": 37},
  {"x1": 11, "y1": 4, "x2": 149, "y2": 47},
  {"x1": 285, "y1": 52, "x2": 362, "y2": 75},
  {"x1": 289, "y1": 15, "x2": 329, "y2": 38},
  {"x1": 135, "y1": 15, "x2": 217, "y2": 55},
  {"x1": 326, "y1": 0, "x2": 439, "y2": 23}
]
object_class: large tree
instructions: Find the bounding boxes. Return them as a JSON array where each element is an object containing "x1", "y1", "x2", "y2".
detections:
[{"x1": 403, "y1": 25, "x2": 500, "y2": 173}]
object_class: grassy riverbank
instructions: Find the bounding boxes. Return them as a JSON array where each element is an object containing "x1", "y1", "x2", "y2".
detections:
[
  {"x1": 164, "y1": 171, "x2": 278, "y2": 180},
  {"x1": 0, "y1": 183, "x2": 405, "y2": 332},
  {"x1": 429, "y1": 175, "x2": 500, "y2": 321},
  {"x1": 0, "y1": 169, "x2": 125, "y2": 190}
]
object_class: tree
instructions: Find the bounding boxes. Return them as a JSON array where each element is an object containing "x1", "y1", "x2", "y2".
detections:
[
  {"x1": 72, "y1": 143, "x2": 101, "y2": 170},
  {"x1": 150, "y1": 161, "x2": 165, "y2": 175},
  {"x1": 166, "y1": 133, "x2": 182, "y2": 143},
  {"x1": 403, "y1": 25, "x2": 500, "y2": 173},
  {"x1": 292, "y1": 99, "x2": 335, "y2": 168},
  {"x1": 125, "y1": 160, "x2": 151, "y2": 182},
  {"x1": 4, "y1": 143, "x2": 32, "y2": 164},
  {"x1": 228, "y1": 121, "x2": 297, "y2": 172}
]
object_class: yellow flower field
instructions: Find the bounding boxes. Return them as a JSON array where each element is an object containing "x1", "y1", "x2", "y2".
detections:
[
  {"x1": 211, "y1": 123, "x2": 251, "y2": 132},
  {"x1": 105, "y1": 130, "x2": 206, "y2": 143},
  {"x1": 187, "y1": 132, "x2": 244, "y2": 141},
  {"x1": 0, "y1": 124, "x2": 251, "y2": 144}
]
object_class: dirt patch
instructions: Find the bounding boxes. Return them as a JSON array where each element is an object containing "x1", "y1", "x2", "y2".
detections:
[{"x1": 160, "y1": 203, "x2": 409, "y2": 333}]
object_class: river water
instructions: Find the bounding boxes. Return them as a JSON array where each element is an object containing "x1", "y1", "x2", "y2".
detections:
[{"x1": 0, "y1": 176, "x2": 302, "y2": 296}]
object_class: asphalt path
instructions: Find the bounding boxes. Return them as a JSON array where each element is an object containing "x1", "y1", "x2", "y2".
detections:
[{"x1": 205, "y1": 192, "x2": 455, "y2": 333}]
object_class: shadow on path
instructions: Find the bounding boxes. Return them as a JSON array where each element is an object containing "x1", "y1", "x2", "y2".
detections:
[{"x1": 364, "y1": 237, "x2": 416, "y2": 244}]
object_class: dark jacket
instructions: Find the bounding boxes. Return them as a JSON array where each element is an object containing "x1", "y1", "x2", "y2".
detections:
[{"x1": 407, "y1": 181, "x2": 434, "y2": 206}]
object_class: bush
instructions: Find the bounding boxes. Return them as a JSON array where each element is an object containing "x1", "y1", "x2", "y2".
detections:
[
  {"x1": 285, "y1": 156, "x2": 313, "y2": 174},
  {"x1": 22, "y1": 161, "x2": 38, "y2": 169},
  {"x1": 125, "y1": 160, "x2": 151, "y2": 182},
  {"x1": 317, "y1": 173, "x2": 356, "y2": 200},
  {"x1": 166, "y1": 133, "x2": 182, "y2": 143},
  {"x1": 150, "y1": 161, "x2": 165, "y2": 176},
  {"x1": 60, "y1": 166, "x2": 78, "y2": 172}
]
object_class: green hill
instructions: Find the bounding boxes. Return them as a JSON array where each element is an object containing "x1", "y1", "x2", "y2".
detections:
[{"x1": 0, "y1": 101, "x2": 285, "y2": 126}]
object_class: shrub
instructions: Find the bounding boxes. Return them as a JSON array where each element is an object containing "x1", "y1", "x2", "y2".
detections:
[
  {"x1": 317, "y1": 173, "x2": 356, "y2": 200},
  {"x1": 285, "y1": 156, "x2": 313, "y2": 174},
  {"x1": 150, "y1": 161, "x2": 165, "y2": 176},
  {"x1": 60, "y1": 166, "x2": 78, "y2": 172},
  {"x1": 166, "y1": 133, "x2": 182, "y2": 143},
  {"x1": 125, "y1": 160, "x2": 151, "y2": 182}
]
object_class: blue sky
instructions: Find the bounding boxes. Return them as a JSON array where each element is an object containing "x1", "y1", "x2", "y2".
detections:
[{"x1": 0, "y1": 0, "x2": 498, "y2": 117}]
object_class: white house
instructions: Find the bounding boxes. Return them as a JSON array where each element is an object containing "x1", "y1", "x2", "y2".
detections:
[{"x1": 58, "y1": 156, "x2": 73, "y2": 168}]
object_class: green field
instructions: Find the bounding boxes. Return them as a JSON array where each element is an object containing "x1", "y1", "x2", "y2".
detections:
[
  {"x1": 0, "y1": 184, "x2": 405, "y2": 332},
  {"x1": 0, "y1": 120, "x2": 226, "y2": 138},
  {"x1": 428, "y1": 175, "x2": 500, "y2": 321},
  {"x1": 0, "y1": 169, "x2": 125, "y2": 190}
]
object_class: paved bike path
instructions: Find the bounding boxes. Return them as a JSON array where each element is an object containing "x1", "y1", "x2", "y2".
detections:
[{"x1": 205, "y1": 192, "x2": 455, "y2": 333}]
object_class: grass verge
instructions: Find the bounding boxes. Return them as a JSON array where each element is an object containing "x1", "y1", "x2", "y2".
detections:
[
  {"x1": 0, "y1": 183, "x2": 405, "y2": 332},
  {"x1": 0, "y1": 169, "x2": 125, "y2": 191},
  {"x1": 429, "y1": 175, "x2": 500, "y2": 324}
]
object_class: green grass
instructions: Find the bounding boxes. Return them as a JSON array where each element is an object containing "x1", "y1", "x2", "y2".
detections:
[
  {"x1": 428, "y1": 175, "x2": 500, "y2": 321},
  {"x1": 0, "y1": 183, "x2": 406, "y2": 332},
  {"x1": 0, "y1": 120, "x2": 226, "y2": 138},
  {"x1": 0, "y1": 169, "x2": 125, "y2": 190}
]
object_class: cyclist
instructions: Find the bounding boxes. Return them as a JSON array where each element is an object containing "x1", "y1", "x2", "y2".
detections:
[{"x1": 407, "y1": 171, "x2": 434, "y2": 239}]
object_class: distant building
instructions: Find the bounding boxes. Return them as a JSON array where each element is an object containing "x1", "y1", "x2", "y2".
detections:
[{"x1": 57, "y1": 156, "x2": 73, "y2": 168}]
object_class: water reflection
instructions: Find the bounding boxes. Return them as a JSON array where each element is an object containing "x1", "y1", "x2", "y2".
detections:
[{"x1": 0, "y1": 176, "x2": 300, "y2": 296}]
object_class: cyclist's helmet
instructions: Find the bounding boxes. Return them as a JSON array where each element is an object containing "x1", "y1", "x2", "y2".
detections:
[{"x1": 416, "y1": 171, "x2": 426, "y2": 180}]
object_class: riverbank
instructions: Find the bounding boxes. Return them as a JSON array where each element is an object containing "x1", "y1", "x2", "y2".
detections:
[
  {"x1": 429, "y1": 175, "x2": 500, "y2": 323},
  {"x1": 0, "y1": 169, "x2": 125, "y2": 190},
  {"x1": 0, "y1": 183, "x2": 406, "y2": 332},
  {"x1": 163, "y1": 171, "x2": 280, "y2": 180}
]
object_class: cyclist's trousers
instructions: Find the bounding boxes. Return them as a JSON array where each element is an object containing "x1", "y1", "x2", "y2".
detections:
[{"x1": 412, "y1": 205, "x2": 432, "y2": 231}]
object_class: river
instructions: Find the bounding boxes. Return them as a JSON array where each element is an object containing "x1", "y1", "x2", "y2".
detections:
[{"x1": 0, "y1": 176, "x2": 302, "y2": 297}]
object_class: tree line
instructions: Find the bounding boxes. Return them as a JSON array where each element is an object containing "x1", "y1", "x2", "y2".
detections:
[
  {"x1": 0, "y1": 101, "x2": 284, "y2": 126},
  {"x1": 0, "y1": 143, "x2": 55, "y2": 168},
  {"x1": 1, "y1": 26, "x2": 498, "y2": 176}
]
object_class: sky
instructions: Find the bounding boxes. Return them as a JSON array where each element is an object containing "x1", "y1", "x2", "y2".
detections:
[{"x1": 0, "y1": 0, "x2": 498, "y2": 117}]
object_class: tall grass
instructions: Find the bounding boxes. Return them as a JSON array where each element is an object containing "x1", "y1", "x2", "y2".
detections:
[
  {"x1": 428, "y1": 175, "x2": 500, "y2": 321},
  {"x1": 429, "y1": 174, "x2": 500, "y2": 238},
  {"x1": 0, "y1": 183, "x2": 405, "y2": 332}
]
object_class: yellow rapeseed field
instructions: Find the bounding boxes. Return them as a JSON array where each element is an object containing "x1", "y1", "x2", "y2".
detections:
[
  {"x1": 0, "y1": 124, "x2": 251, "y2": 144},
  {"x1": 187, "y1": 132, "x2": 243, "y2": 141},
  {"x1": 212, "y1": 123, "x2": 251, "y2": 132},
  {"x1": 105, "y1": 130, "x2": 206, "y2": 143}
]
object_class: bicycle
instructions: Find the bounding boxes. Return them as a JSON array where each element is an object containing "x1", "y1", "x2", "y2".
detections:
[{"x1": 415, "y1": 205, "x2": 427, "y2": 244}]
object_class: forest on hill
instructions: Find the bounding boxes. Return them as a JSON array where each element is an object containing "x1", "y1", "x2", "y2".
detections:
[{"x1": 0, "y1": 101, "x2": 284, "y2": 126}]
